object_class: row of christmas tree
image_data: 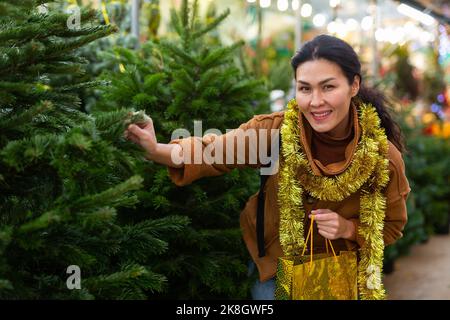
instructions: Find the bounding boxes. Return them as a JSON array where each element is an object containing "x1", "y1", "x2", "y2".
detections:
[{"x1": 0, "y1": 0, "x2": 269, "y2": 299}]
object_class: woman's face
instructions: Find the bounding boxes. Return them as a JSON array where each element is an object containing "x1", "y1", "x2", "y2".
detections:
[{"x1": 295, "y1": 59, "x2": 360, "y2": 137}]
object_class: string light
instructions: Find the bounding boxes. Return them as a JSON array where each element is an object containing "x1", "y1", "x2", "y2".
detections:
[
  {"x1": 329, "y1": 0, "x2": 340, "y2": 8},
  {"x1": 277, "y1": 0, "x2": 289, "y2": 11},
  {"x1": 361, "y1": 16, "x2": 373, "y2": 31},
  {"x1": 313, "y1": 13, "x2": 326, "y2": 27},
  {"x1": 397, "y1": 3, "x2": 435, "y2": 26},
  {"x1": 242, "y1": 0, "x2": 438, "y2": 48},
  {"x1": 375, "y1": 28, "x2": 386, "y2": 42},
  {"x1": 260, "y1": 0, "x2": 271, "y2": 8},
  {"x1": 345, "y1": 18, "x2": 358, "y2": 31},
  {"x1": 301, "y1": 3, "x2": 312, "y2": 17}
]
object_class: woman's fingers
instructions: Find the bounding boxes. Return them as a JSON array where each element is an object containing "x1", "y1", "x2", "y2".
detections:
[
  {"x1": 311, "y1": 214, "x2": 337, "y2": 229},
  {"x1": 125, "y1": 125, "x2": 144, "y2": 142},
  {"x1": 126, "y1": 120, "x2": 158, "y2": 154},
  {"x1": 315, "y1": 218, "x2": 336, "y2": 226},
  {"x1": 127, "y1": 124, "x2": 142, "y2": 135},
  {"x1": 138, "y1": 116, "x2": 154, "y2": 132},
  {"x1": 127, "y1": 133, "x2": 140, "y2": 145},
  {"x1": 124, "y1": 128, "x2": 137, "y2": 142},
  {"x1": 311, "y1": 209, "x2": 333, "y2": 215},
  {"x1": 123, "y1": 114, "x2": 159, "y2": 158},
  {"x1": 310, "y1": 212, "x2": 334, "y2": 221},
  {"x1": 144, "y1": 120, "x2": 156, "y2": 141},
  {"x1": 316, "y1": 224, "x2": 335, "y2": 234},
  {"x1": 318, "y1": 229, "x2": 336, "y2": 240},
  {"x1": 128, "y1": 124, "x2": 150, "y2": 141},
  {"x1": 133, "y1": 118, "x2": 156, "y2": 140}
]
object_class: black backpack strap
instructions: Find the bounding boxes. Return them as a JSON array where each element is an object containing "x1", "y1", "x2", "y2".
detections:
[
  {"x1": 257, "y1": 173, "x2": 270, "y2": 257},
  {"x1": 257, "y1": 131, "x2": 282, "y2": 258}
]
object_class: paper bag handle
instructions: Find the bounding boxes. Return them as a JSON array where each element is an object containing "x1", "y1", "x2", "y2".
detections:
[{"x1": 301, "y1": 215, "x2": 337, "y2": 264}]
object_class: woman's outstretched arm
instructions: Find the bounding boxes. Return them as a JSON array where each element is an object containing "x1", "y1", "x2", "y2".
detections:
[{"x1": 125, "y1": 112, "x2": 285, "y2": 186}]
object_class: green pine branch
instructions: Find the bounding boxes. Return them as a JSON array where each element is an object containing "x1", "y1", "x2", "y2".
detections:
[
  {"x1": 0, "y1": 100, "x2": 53, "y2": 130},
  {"x1": 192, "y1": 8, "x2": 230, "y2": 41},
  {"x1": 1, "y1": 133, "x2": 59, "y2": 171},
  {"x1": 71, "y1": 175, "x2": 143, "y2": 211},
  {"x1": 159, "y1": 41, "x2": 198, "y2": 66},
  {"x1": 169, "y1": 7, "x2": 183, "y2": 38},
  {"x1": 83, "y1": 263, "x2": 167, "y2": 299}
]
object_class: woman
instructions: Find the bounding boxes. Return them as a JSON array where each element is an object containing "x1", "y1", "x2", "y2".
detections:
[{"x1": 124, "y1": 34, "x2": 410, "y2": 300}]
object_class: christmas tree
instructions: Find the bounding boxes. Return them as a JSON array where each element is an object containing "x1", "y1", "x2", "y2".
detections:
[
  {"x1": 70, "y1": 0, "x2": 140, "y2": 112},
  {"x1": 96, "y1": 0, "x2": 269, "y2": 299},
  {"x1": 0, "y1": 0, "x2": 188, "y2": 299}
]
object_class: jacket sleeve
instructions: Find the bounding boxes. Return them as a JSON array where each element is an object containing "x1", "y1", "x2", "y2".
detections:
[
  {"x1": 166, "y1": 113, "x2": 284, "y2": 186},
  {"x1": 350, "y1": 143, "x2": 410, "y2": 247}
]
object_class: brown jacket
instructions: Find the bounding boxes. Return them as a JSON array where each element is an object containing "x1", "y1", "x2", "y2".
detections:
[{"x1": 167, "y1": 107, "x2": 410, "y2": 282}]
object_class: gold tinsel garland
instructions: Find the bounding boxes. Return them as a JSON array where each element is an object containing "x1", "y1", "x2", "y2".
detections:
[{"x1": 277, "y1": 99, "x2": 390, "y2": 300}]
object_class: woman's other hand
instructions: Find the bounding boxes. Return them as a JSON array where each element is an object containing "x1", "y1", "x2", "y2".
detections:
[{"x1": 309, "y1": 209, "x2": 356, "y2": 241}]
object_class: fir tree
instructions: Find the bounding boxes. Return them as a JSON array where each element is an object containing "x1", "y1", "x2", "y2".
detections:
[
  {"x1": 0, "y1": 0, "x2": 187, "y2": 299},
  {"x1": 75, "y1": 0, "x2": 140, "y2": 112},
  {"x1": 96, "y1": 0, "x2": 270, "y2": 299}
]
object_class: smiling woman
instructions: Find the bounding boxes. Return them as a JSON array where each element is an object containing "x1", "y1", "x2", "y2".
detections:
[{"x1": 125, "y1": 34, "x2": 410, "y2": 300}]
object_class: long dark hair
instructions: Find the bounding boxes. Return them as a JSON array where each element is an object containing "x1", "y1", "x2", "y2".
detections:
[{"x1": 291, "y1": 34, "x2": 405, "y2": 153}]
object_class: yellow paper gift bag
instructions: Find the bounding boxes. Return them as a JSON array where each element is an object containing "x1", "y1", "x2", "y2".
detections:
[{"x1": 275, "y1": 216, "x2": 358, "y2": 300}]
